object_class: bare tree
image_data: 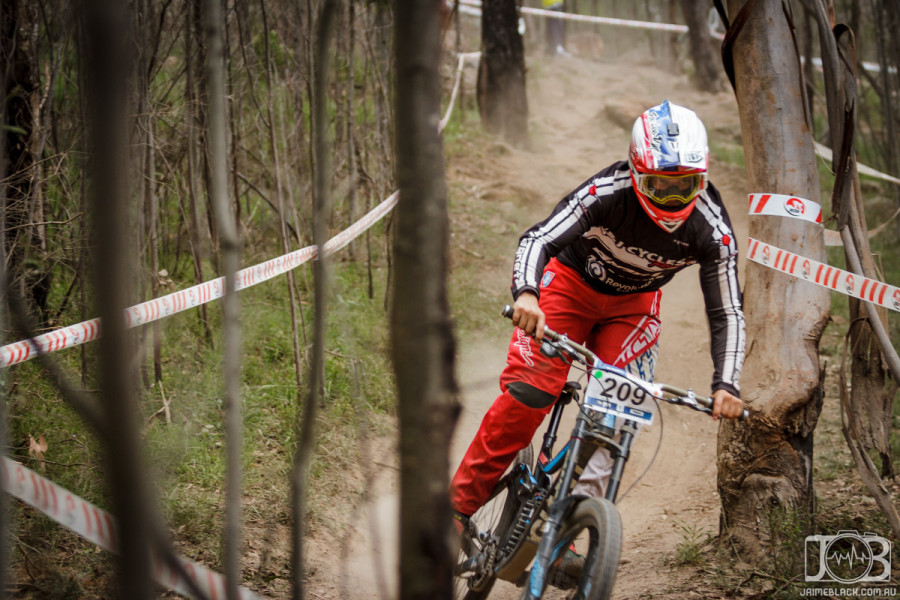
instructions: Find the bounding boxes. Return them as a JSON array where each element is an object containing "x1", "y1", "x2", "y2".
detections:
[
  {"x1": 679, "y1": 0, "x2": 722, "y2": 91},
  {"x1": 184, "y1": 1, "x2": 215, "y2": 346},
  {"x1": 201, "y1": 0, "x2": 244, "y2": 597},
  {"x1": 807, "y1": 0, "x2": 900, "y2": 540},
  {"x1": 292, "y1": 2, "x2": 337, "y2": 599},
  {"x1": 0, "y1": 10, "x2": 10, "y2": 592},
  {"x1": 478, "y1": 0, "x2": 529, "y2": 147},
  {"x1": 393, "y1": 1, "x2": 460, "y2": 598},
  {"x1": 716, "y1": 0, "x2": 830, "y2": 565},
  {"x1": 1, "y1": 0, "x2": 50, "y2": 325},
  {"x1": 81, "y1": 0, "x2": 155, "y2": 597}
]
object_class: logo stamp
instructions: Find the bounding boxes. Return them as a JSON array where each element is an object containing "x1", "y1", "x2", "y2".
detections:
[
  {"x1": 785, "y1": 197, "x2": 806, "y2": 217},
  {"x1": 805, "y1": 530, "x2": 892, "y2": 584}
]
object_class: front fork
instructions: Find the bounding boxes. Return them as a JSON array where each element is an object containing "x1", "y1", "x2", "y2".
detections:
[
  {"x1": 522, "y1": 413, "x2": 637, "y2": 599},
  {"x1": 521, "y1": 412, "x2": 589, "y2": 599}
]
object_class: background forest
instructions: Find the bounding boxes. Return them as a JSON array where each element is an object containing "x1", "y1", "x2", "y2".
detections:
[{"x1": 1, "y1": 0, "x2": 899, "y2": 599}]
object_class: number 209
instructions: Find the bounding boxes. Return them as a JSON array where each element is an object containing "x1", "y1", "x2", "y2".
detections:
[{"x1": 597, "y1": 377, "x2": 647, "y2": 406}]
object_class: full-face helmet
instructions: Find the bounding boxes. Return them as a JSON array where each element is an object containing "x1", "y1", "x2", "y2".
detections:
[{"x1": 628, "y1": 100, "x2": 708, "y2": 233}]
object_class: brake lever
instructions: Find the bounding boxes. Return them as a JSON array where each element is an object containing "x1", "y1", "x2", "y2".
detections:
[
  {"x1": 664, "y1": 389, "x2": 713, "y2": 416},
  {"x1": 683, "y1": 390, "x2": 713, "y2": 416},
  {"x1": 539, "y1": 339, "x2": 560, "y2": 358}
]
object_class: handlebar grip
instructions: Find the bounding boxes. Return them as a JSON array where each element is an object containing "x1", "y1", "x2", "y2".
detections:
[
  {"x1": 704, "y1": 397, "x2": 751, "y2": 420},
  {"x1": 501, "y1": 305, "x2": 514, "y2": 319}
]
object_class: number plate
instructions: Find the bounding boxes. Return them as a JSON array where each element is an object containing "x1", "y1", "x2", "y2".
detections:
[{"x1": 584, "y1": 369, "x2": 658, "y2": 425}]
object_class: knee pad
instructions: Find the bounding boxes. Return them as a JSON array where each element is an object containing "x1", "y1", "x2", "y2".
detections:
[{"x1": 506, "y1": 381, "x2": 557, "y2": 409}]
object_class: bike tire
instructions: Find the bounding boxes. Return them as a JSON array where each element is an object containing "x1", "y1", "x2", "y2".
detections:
[
  {"x1": 454, "y1": 445, "x2": 534, "y2": 600},
  {"x1": 527, "y1": 497, "x2": 622, "y2": 600}
]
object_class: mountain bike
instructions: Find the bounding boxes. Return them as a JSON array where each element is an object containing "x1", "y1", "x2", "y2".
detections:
[{"x1": 452, "y1": 306, "x2": 749, "y2": 600}]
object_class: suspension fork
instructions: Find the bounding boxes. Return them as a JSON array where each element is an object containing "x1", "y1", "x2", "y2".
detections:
[
  {"x1": 604, "y1": 420, "x2": 638, "y2": 503},
  {"x1": 538, "y1": 381, "x2": 579, "y2": 463},
  {"x1": 523, "y1": 402, "x2": 590, "y2": 600}
]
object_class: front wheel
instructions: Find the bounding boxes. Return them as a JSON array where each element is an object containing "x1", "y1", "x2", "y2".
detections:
[{"x1": 538, "y1": 497, "x2": 622, "y2": 600}]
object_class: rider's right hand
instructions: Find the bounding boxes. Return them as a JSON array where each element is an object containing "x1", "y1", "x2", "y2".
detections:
[{"x1": 512, "y1": 291, "x2": 546, "y2": 342}]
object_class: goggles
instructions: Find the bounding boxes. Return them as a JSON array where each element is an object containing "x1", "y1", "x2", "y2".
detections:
[{"x1": 636, "y1": 172, "x2": 704, "y2": 207}]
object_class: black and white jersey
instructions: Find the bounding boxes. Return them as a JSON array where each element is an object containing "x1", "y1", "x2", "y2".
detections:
[{"x1": 512, "y1": 161, "x2": 745, "y2": 396}]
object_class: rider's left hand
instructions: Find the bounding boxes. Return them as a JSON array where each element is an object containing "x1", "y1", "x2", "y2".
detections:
[{"x1": 711, "y1": 389, "x2": 743, "y2": 420}]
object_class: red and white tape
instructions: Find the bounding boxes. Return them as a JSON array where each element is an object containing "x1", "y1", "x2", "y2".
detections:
[
  {"x1": 458, "y1": 0, "x2": 694, "y2": 34},
  {"x1": 2, "y1": 457, "x2": 266, "y2": 600},
  {"x1": 748, "y1": 193, "x2": 823, "y2": 225},
  {"x1": 747, "y1": 190, "x2": 898, "y2": 311},
  {"x1": 814, "y1": 141, "x2": 900, "y2": 186},
  {"x1": 747, "y1": 237, "x2": 900, "y2": 312},
  {"x1": 0, "y1": 192, "x2": 399, "y2": 369}
]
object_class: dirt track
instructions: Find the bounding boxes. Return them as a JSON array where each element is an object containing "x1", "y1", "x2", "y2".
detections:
[{"x1": 327, "y1": 46, "x2": 749, "y2": 600}]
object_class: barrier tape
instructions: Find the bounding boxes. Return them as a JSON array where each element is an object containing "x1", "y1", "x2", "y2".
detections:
[
  {"x1": 0, "y1": 41, "x2": 489, "y2": 370},
  {"x1": 458, "y1": 0, "x2": 694, "y2": 34},
  {"x1": 2, "y1": 457, "x2": 266, "y2": 600},
  {"x1": 746, "y1": 237, "x2": 900, "y2": 313},
  {"x1": 439, "y1": 52, "x2": 481, "y2": 132},
  {"x1": 814, "y1": 141, "x2": 900, "y2": 186},
  {"x1": 748, "y1": 193, "x2": 823, "y2": 224},
  {"x1": 0, "y1": 191, "x2": 399, "y2": 369}
]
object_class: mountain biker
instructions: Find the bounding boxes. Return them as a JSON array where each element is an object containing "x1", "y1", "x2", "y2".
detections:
[{"x1": 450, "y1": 100, "x2": 746, "y2": 571}]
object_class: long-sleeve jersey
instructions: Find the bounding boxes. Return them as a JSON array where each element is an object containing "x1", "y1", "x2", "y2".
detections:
[{"x1": 512, "y1": 161, "x2": 746, "y2": 396}]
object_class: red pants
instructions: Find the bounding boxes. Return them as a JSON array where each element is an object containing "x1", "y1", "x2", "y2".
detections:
[{"x1": 450, "y1": 258, "x2": 661, "y2": 516}]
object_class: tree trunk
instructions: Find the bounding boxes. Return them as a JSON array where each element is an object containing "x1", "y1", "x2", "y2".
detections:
[
  {"x1": 184, "y1": 3, "x2": 214, "y2": 346},
  {"x1": 809, "y1": 0, "x2": 900, "y2": 539},
  {"x1": 201, "y1": 0, "x2": 244, "y2": 597},
  {"x1": 477, "y1": 0, "x2": 529, "y2": 148},
  {"x1": 679, "y1": 0, "x2": 721, "y2": 91},
  {"x1": 393, "y1": 1, "x2": 459, "y2": 599},
  {"x1": 292, "y1": 3, "x2": 337, "y2": 599},
  {"x1": 0, "y1": 14, "x2": 10, "y2": 593},
  {"x1": 1, "y1": 0, "x2": 44, "y2": 321},
  {"x1": 82, "y1": 1, "x2": 154, "y2": 597},
  {"x1": 716, "y1": 0, "x2": 830, "y2": 566}
]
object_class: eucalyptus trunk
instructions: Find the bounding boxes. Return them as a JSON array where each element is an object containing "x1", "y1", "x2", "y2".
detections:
[
  {"x1": 679, "y1": 0, "x2": 721, "y2": 91},
  {"x1": 201, "y1": 0, "x2": 243, "y2": 597},
  {"x1": 393, "y1": 1, "x2": 459, "y2": 598},
  {"x1": 82, "y1": 1, "x2": 154, "y2": 596},
  {"x1": 292, "y1": 3, "x2": 336, "y2": 599},
  {"x1": 716, "y1": 0, "x2": 830, "y2": 565},
  {"x1": 477, "y1": 0, "x2": 529, "y2": 148}
]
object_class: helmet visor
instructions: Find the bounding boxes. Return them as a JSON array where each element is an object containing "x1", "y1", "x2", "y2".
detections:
[{"x1": 637, "y1": 173, "x2": 704, "y2": 208}]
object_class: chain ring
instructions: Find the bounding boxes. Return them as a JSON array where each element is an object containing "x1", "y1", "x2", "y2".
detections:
[{"x1": 467, "y1": 539, "x2": 497, "y2": 592}]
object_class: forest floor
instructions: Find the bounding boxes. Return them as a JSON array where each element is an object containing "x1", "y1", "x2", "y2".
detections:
[{"x1": 303, "y1": 37, "x2": 898, "y2": 600}]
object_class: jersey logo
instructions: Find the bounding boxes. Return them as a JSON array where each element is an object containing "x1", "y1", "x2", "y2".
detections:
[{"x1": 540, "y1": 271, "x2": 556, "y2": 288}]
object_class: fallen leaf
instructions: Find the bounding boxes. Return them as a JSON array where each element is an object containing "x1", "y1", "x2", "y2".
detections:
[{"x1": 28, "y1": 434, "x2": 48, "y2": 471}]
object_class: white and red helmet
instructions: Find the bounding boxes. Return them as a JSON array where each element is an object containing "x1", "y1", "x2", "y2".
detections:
[{"x1": 628, "y1": 100, "x2": 709, "y2": 233}]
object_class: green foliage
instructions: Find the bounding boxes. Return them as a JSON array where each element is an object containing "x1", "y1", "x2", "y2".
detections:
[
  {"x1": 764, "y1": 504, "x2": 812, "y2": 588},
  {"x1": 6, "y1": 234, "x2": 396, "y2": 567},
  {"x1": 709, "y1": 139, "x2": 745, "y2": 172},
  {"x1": 671, "y1": 518, "x2": 712, "y2": 567}
]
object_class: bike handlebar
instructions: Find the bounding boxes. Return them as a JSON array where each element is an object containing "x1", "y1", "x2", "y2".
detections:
[{"x1": 501, "y1": 305, "x2": 749, "y2": 420}]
